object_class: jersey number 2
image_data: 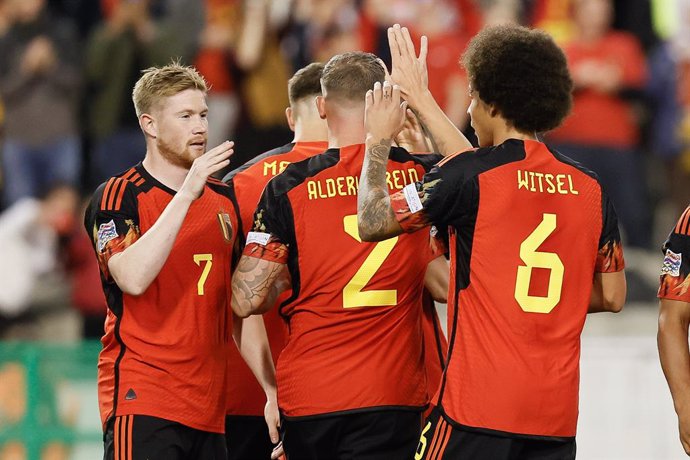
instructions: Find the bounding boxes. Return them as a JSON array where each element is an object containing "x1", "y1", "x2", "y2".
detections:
[
  {"x1": 342, "y1": 215, "x2": 398, "y2": 308},
  {"x1": 514, "y1": 213, "x2": 564, "y2": 314}
]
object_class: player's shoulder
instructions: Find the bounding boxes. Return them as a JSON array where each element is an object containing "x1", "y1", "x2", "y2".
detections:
[
  {"x1": 223, "y1": 142, "x2": 296, "y2": 183},
  {"x1": 205, "y1": 175, "x2": 238, "y2": 201},
  {"x1": 90, "y1": 165, "x2": 147, "y2": 213},
  {"x1": 390, "y1": 146, "x2": 443, "y2": 170},
  {"x1": 265, "y1": 148, "x2": 340, "y2": 197}
]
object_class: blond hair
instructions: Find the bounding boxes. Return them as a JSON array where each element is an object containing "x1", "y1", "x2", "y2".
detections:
[{"x1": 132, "y1": 61, "x2": 208, "y2": 117}]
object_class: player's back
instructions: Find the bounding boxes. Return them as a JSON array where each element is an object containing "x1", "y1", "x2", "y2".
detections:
[
  {"x1": 222, "y1": 140, "x2": 327, "y2": 416},
  {"x1": 256, "y1": 144, "x2": 436, "y2": 417},
  {"x1": 437, "y1": 139, "x2": 622, "y2": 438}
]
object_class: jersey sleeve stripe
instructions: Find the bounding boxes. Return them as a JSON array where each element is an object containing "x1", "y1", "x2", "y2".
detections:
[
  {"x1": 676, "y1": 207, "x2": 690, "y2": 235},
  {"x1": 101, "y1": 177, "x2": 116, "y2": 211},
  {"x1": 134, "y1": 177, "x2": 145, "y2": 187},
  {"x1": 107, "y1": 178, "x2": 124, "y2": 211},
  {"x1": 123, "y1": 168, "x2": 138, "y2": 181},
  {"x1": 113, "y1": 179, "x2": 128, "y2": 211}
]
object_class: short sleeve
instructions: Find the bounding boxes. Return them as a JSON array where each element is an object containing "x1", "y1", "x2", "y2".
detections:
[
  {"x1": 595, "y1": 190, "x2": 625, "y2": 273},
  {"x1": 391, "y1": 159, "x2": 469, "y2": 233},
  {"x1": 659, "y1": 206, "x2": 690, "y2": 302},
  {"x1": 242, "y1": 180, "x2": 293, "y2": 265},
  {"x1": 84, "y1": 178, "x2": 141, "y2": 280}
]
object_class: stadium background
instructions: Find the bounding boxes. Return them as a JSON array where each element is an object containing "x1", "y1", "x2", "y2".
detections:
[{"x1": 0, "y1": 0, "x2": 688, "y2": 458}]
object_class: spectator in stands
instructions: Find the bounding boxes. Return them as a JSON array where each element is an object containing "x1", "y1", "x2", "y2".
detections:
[
  {"x1": 85, "y1": 0, "x2": 203, "y2": 187},
  {"x1": 0, "y1": 0, "x2": 82, "y2": 207},
  {"x1": 0, "y1": 183, "x2": 78, "y2": 328},
  {"x1": 548, "y1": 0, "x2": 650, "y2": 248},
  {"x1": 195, "y1": 0, "x2": 242, "y2": 150}
]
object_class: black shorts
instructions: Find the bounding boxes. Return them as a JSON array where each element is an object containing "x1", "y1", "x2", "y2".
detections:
[
  {"x1": 416, "y1": 408, "x2": 576, "y2": 460},
  {"x1": 103, "y1": 415, "x2": 227, "y2": 460},
  {"x1": 225, "y1": 415, "x2": 275, "y2": 460},
  {"x1": 282, "y1": 409, "x2": 422, "y2": 460}
]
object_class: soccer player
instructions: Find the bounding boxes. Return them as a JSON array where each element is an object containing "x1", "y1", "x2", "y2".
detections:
[
  {"x1": 221, "y1": 62, "x2": 328, "y2": 460},
  {"x1": 231, "y1": 51, "x2": 449, "y2": 459},
  {"x1": 84, "y1": 62, "x2": 278, "y2": 459},
  {"x1": 358, "y1": 25, "x2": 626, "y2": 459},
  {"x1": 658, "y1": 206, "x2": 690, "y2": 456}
]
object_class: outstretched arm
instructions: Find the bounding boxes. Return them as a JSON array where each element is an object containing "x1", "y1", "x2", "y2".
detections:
[
  {"x1": 231, "y1": 313, "x2": 281, "y2": 448},
  {"x1": 387, "y1": 24, "x2": 472, "y2": 156},
  {"x1": 358, "y1": 81, "x2": 407, "y2": 242},
  {"x1": 658, "y1": 299, "x2": 690, "y2": 455}
]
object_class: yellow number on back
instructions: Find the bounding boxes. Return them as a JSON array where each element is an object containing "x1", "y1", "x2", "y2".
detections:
[
  {"x1": 193, "y1": 254, "x2": 213, "y2": 296},
  {"x1": 342, "y1": 215, "x2": 398, "y2": 308},
  {"x1": 514, "y1": 213, "x2": 564, "y2": 314},
  {"x1": 415, "y1": 421, "x2": 432, "y2": 460}
]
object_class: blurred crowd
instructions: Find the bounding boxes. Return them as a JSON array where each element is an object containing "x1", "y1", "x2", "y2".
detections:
[{"x1": 0, "y1": 0, "x2": 689, "y2": 339}]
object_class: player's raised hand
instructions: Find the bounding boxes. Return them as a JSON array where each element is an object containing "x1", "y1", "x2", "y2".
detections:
[
  {"x1": 366, "y1": 81, "x2": 407, "y2": 142},
  {"x1": 179, "y1": 140, "x2": 233, "y2": 201},
  {"x1": 395, "y1": 108, "x2": 430, "y2": 153},
  {"x1": 388, "y1": 24, "x2": 429, "y2": 107}
]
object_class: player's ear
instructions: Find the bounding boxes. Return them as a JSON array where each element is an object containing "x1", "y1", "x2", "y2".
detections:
[
  {"x1": 316, "y1": 96, "x2": 327, "y2": 120},
  {"x1": 488, "y1": 103, "x2": 500, "y2": 118},
  {"x1": 285, "y1": 107, "x2": 296, "y2": 132},
  {"x1": 140, "y1": 113, "x2": 157, "y2": 138}
]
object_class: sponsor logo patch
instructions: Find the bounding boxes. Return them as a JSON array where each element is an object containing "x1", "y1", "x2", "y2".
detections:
[
  {"x1": 97, "y1": 220, "x2": 118, "y2": 252},
  {"x1": 662, "y1": 249, "x2": 682, "y2": 277}
]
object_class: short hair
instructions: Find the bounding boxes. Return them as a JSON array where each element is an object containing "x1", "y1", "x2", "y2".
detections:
[
  {"x1": 132, "y1": 61, "x2": 208, "y2": 117},
  {"x1": 321, "y1": 52, "x2": 385, "y2": 103},
  {"x1": 288, "y1": 62, "x2": 325, "y2": 106},
  {"x1": 461, "y1": 24, "x2": 573, "y2": 133}
]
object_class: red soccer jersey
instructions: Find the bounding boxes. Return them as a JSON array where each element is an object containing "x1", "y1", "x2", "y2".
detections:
[
  {"x1": 392, "y1": 139, "x2": 625, "y2": 439},
  {"x1": 244, "y1": 144, "x2": 441, "y2": 418},
  {"x1": 222, "y1": 140, "x2": 327, "y2": 416},
  {"x1": 659, "y1": 206, "x2": 690, "y2": 302},
  {"x1": 84, "y1": 164, "x2": 239, "y2": 433}
]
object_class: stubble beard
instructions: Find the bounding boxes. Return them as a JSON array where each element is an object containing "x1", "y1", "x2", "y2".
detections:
[{"x1": 157, "y1": 137, "x2": 196, "y2": 170}]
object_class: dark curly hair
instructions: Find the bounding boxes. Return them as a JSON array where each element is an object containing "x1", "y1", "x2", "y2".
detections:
[{"x1": 461, "y1": 24, "x2": 573, "y2": 133}]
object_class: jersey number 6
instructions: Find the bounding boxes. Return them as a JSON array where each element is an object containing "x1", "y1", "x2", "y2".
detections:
[
  {"x1": 342, "y1": 215, "x2": 399, "y2": 309},
  {"x1": 514, "y1": 213, "x2": 564, "y2": 314}
]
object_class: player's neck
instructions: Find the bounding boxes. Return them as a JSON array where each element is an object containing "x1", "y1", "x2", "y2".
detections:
[
  {"x1": 292, "y1": 120, "x2": 328, "y2": 144},
  {"x1": 326, "y1": 119, "x2": 366, "y2": 149},
  {"x1": 492, "y1": 124, "x2": 537, "y2": 146},
  {"x1": 142, "y1": 150, "x2": 189, "y2": 191}
]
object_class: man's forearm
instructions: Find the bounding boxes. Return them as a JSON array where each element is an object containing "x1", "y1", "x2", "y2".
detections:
[
  {"x1": 358, "y1": 137, "x2": 401, "y2": 242},
  {"x1": 410, "y1": 89, "x2": 472, "y2": 156},
  {"x1": 109, "y1": 192, "x2": 194, "y2": 295},
  {"x1": 231, "y1": 256, "x2": 288, "y2": 317},
  {"x1": 659, "y1": 310, "x2": 690, "y2": 416},
  {"x1": 233, "y1": 314, "x2": 277, "y2": 400}
]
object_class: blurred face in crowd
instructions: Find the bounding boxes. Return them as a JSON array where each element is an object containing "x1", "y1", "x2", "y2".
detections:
[
  {"x1": 41, "y1": 185, "x2": 79, "y2": 235},
  {"x1": 8, "y1": 0, "x2": 45, "y2": 23},
  {"x1": 574, "y1": 0, "x2": 612, "y2": 38},
  {"x1": 151, "y1": 89, "x2": 209, "y2": 169}
]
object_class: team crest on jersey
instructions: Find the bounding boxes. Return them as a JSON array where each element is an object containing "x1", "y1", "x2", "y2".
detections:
[
  {"x1": 661, "y1": 249, "x2": 682, "y2": 277},
  {"x1": 97, "y1": 220, "x2": 118, "y2": 252},
  {"x1": 217, "y1": 213, "x2": 233, "y2": 243}
]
